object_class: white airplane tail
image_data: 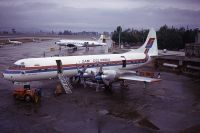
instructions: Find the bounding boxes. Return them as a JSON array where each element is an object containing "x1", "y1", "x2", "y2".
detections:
[
  {"x1": 128, "y1": 28, "x2": 158, "y2": 56},
  {"x1": 98, "y1": 35, "x2": 106, "y2": 43}
]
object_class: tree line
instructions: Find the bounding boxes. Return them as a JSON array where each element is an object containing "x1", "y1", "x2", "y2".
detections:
[
  {"x1": 58, "y1": 30, "x2": 98, "y2": 36},
  {"x1": 112, "y1": 25, "x2": 199, "y2": 50}
]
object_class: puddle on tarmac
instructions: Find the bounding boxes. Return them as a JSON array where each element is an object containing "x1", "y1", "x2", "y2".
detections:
[{"x1": 108, "y1": 106, "x2": 159, "y2": 130}]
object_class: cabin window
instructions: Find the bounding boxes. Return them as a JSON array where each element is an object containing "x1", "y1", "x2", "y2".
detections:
[{"x1": 34, "y1": 64, "x2": 40, "y2": 66}]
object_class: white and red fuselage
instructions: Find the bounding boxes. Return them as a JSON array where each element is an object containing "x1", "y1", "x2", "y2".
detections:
[{"x1": 3, "y1": 53, "x2": 150, "y2": 82}]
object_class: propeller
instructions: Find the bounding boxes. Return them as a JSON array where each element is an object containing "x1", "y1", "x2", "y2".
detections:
[
  {"x1": 94, "y1": 65, "x2": 110, "y2": 91},
  {"x1": 73, "y1": 64, "x2": 116, "y2": 91},
  {"x1": 94, "y1": 65, "x2": 119, "y2": 92},
  {"x1": 74, "y1": 65, "x2": 87, "y2": 84},
  {"x1": 95, "y1": 65, "x2": 104, "y2": 81}
]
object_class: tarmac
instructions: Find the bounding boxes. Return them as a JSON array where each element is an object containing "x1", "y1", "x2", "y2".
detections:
[{"x1": 0, "y1": 38, "x2": 200, "y2": 133}]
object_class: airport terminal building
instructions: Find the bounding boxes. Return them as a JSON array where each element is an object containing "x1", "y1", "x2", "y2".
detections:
[{"x1": 185, "y1": 32, "x2": 200, "y2": 58}]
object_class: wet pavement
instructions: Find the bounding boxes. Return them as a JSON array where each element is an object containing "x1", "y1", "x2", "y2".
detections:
[{"x1": 0, "y1": 39, "x2": 200, "y2": 133}]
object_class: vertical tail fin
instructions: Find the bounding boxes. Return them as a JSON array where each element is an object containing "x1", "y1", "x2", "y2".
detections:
[
  {"x1": 129, "y1": 28, "x2": 158, "y2": 56},
  {"x1": 98, "y1": 35, "x2": 106, "y2": 43}
]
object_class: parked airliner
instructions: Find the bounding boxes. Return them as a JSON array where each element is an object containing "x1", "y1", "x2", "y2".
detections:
[
  {"x1": 55, "y1": 35, "x2": 107, "y2": 48},
  {"x1": 8, "y1": 39, "x2": 22, "y2": 44},
  {"x1": 3, "y1": 28, "x2": 160, "y2": 93}
]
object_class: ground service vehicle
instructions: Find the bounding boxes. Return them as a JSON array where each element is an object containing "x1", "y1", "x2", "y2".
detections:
[{"x1": 12, "y1": 85, "x2": 41, "y2": 103}]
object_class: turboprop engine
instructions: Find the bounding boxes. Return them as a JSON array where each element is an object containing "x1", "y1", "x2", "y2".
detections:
[
  {"x1": 74, "y1": 66, "x2": 119, "y2": 88},
  {"x1": 94, "y1": 69, "x2": 119, "y2": 85},
  {"x1": 99, "y1": 70, "x2": 118, "y2": 81}
]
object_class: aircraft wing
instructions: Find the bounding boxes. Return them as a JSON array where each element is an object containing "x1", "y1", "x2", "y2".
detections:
[
  {"x1": 64, "y1": 43, "x2": 83, "y2": 47},
  {"x1": 119, "y1": 75, "x2": 161, "y2": 82}
]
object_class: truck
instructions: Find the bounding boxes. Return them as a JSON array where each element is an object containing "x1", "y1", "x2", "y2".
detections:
[{"x1": 12, "y1": 85, "x2": 41, "y2": 103}]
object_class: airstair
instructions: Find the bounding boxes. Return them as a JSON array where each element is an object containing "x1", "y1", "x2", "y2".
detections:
[
  {"x1": 58, "y1": 73, "x2": 72, "y2": 94},
  {"x1": 56, "y1": 60, "x2": 73, "y2": 94}
]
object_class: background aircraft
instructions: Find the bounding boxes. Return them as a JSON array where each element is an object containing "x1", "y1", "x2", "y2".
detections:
[
  {"x1": 55, "y1": 35, "x2": 107, "y2": 49},
  {"x1": 8, "y1": 39, "x2": 22, "y2": 44},
  {"x1": 3, "y1": 28, "x2": 160, "y2": 93}
]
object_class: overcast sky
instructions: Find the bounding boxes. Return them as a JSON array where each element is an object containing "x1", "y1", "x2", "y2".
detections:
[{"x1": 0, "y1": 0, "x2": 199, "y2": 32}]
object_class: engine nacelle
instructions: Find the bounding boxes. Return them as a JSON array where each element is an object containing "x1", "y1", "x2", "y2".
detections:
[
  {"x1": 101, "y1": 70, "x2": 118, "y2": 81},
  {"x1": 83, "y1": 69, "x2": 118, "y2": 83}
]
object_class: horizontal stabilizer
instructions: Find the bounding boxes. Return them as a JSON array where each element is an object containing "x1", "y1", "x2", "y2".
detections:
[{"x1": 119, "y1": 75, "x2": 161, "y2": 82}]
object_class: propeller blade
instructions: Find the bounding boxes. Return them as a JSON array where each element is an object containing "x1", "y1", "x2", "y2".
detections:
[
  {"x1": 74, "y1": 65, "x2": 88, "y2": 85},
  {"x1": 98, "y1": 65, "x2": 103, "y2": 75},
  {"x1": 74, "y1": 77, "x2": 80, "y2": 84}
]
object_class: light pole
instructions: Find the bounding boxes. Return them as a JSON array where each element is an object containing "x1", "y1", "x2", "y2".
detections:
[
  {"x1": 119, "y1": 31, "x2": 121, "y2": 48},
  {"x1": 117, "y1": 26, "x2": 122, "y2": 49}
]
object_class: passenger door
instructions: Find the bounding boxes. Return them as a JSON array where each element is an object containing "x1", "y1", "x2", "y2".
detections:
[
  {"x1": 56, "y1": 60, "x2": 63, "y2": 74},
  {"x1": 121, "y1": 56, "x2": 126, "y2": 68}
]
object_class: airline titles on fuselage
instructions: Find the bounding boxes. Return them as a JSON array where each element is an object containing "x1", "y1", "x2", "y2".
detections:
[{"x1": 81, "y1": 58, "x2": 110, "y2": 63}]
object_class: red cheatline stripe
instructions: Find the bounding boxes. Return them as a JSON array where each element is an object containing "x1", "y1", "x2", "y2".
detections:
[{"x1": 8, "y1": 56, "x2": 149, "y2": 71}]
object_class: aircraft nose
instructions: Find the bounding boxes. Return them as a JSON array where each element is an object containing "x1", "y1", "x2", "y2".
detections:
[
  {"x1": 2, "y1": 71, "x2": 7, "y2": 79},
  {"x1": 2, "y1": 70, "x2": 11, "y2": 80}
]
